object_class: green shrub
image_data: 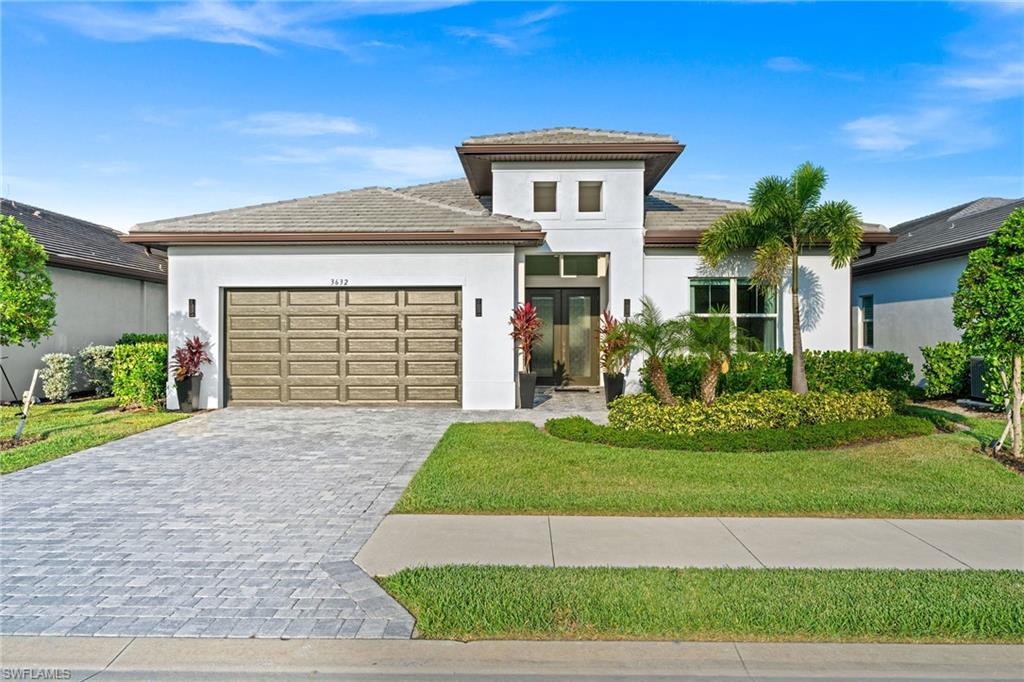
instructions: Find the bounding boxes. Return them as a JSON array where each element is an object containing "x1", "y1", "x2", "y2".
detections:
[
  {"x1": 649, "y1": 350, "x2": 913, "y2": 399},
  {"x1": 78, "y1": 344, "x2": 115, "y2": 397},
  {"x1": 40, "y1": 352, "x2": 74, "y2": 402},
  {"x1": 116, "y1": 332, "x2": 168, "y2": 346},
  {"x1": 608, "y1": 390, "x2": 900, "y2": 435},
  {"x1": 112, "y1": 342, "x2": 167, "y2": 408},
  {"x1": 921, "y1": 342, "x2": 970, "y2": 398},
  {"x1": 546, "y1": 414, "x2": 935, "y2": 452}
]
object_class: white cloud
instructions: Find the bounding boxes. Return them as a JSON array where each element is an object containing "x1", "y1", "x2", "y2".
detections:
[
  {"x1": 44, "y1": 1, "x2": 463, "y2": 53},
  {"x1": 941, "y1": 60, "x2": 1024, "y2": 100},
  {"x1": 228, "y1": 112, "x2": 367, "y2": 137},
  {"x1": 448, "y1": 4, "x2": 564, "y2": 53},
  {"x1": 764, "y1": 56, "x2": 812, "y2": 73},
  {"x1": 255, "y1": 145, "x2": 462, "y2": 179},
  {"x1": 842, "y1": 107, "x2": 996, "y2": 156}
]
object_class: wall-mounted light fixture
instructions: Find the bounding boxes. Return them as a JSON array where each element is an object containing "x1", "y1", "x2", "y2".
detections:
[
  {"x1": 475, "y1": 298, "x2": 483, "y2": 317},
  {"x1": 188, "y1": 299, "x2": 196, "y2": 318},
  {"x1": 623, "y1": 298, "x2": 631, "y2": 318}
]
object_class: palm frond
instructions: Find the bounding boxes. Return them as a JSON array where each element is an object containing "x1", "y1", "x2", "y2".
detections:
[
  {"x1": 806, "y1": 200, "x2": 864, "y2": 268},
  {"x1": 751, "y1": 238, "x2": 790, "y2": 289},
  {"x1": 621, "y1": 296, "x2": 687, "y2": 359},
  {"x1": 749, "y1": 175, "x2": 796, "y2": 226},
  {"x1": 790, "y1": 162, "x2": 827, "y2": 212},
  {"x1": 698, "y1": 210, "x2": 757, "y2": 266}
]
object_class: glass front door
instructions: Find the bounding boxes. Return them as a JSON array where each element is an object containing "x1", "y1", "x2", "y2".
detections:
[{"x1": 525, "y1": 288, "x2": 600, "y2": 386}]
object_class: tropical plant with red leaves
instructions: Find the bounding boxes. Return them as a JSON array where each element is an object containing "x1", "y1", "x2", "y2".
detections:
[
  {"x1": 171, "y1": 336, "x2": 212, "y2": 381},
  {"x1": 509, "y1": 302, "x2": 544, "y2": 373},
  {"x1": 599, "y1": 310, "x2": 631, "y2": 375}
]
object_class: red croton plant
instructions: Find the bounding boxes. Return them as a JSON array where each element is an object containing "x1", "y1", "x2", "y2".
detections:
[
  {"x1": 509, "y1": 302, "x2": 543, "y2": 373},
  {"x1": 171, "y1": 336, "x2": 212, "y2": 381}
]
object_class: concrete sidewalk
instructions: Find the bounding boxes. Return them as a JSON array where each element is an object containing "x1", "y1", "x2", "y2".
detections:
[
  {"x1": 2, "y1": 636, "x2": 1021, "y2": 680},
  {"x1": 354, "y1": 515, "x2": 1024, "y2": 575}
]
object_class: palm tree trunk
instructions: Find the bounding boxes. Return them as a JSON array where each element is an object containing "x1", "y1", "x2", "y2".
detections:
[
  {"x1": 790, "y1": 251, "x2": 809, "y2": 394},
  {"x1": 1012, "y1": 354, "x2": 1022, "y2": 458},
  {"x1": 699, "y1": 363, "x2": 719, "y2": 406},
  {"x1": 647, "y1": 356, "x2": 677, "y2": 406}
]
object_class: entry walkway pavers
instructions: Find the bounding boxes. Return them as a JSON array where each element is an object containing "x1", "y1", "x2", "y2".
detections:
[{"x1": 354, "y1": 515, "x2": 1024, "y2": 575}]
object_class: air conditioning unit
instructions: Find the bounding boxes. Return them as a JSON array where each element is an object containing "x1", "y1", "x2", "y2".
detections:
[{"x1": 969, "y1": 356, "x2": 987, "y2": 401}]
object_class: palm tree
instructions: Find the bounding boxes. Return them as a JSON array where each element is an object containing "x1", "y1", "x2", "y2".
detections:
[
  {"x1": 683, "y1": 312, "x2": 756, "y2": 405},
  {"x1": 621, "y1": 297, "x2": 687, "y2": 405},
  {"x1": 698, "y1": 163, "x2": 863, "y2": 393}
]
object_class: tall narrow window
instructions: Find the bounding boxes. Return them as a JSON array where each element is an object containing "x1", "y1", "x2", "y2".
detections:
[
  {"x1": 860, "y1": 295, "x2": 874, "y2": 348},
  {"x1": 578, "y1": 181, "x2": 603, "y2": 213},
  {"x1": 533, "y1": 181, "x2": 557, "y2": 212},
  {"x1": 689, "y1": 279, "x2": 730, "y2": 315}
]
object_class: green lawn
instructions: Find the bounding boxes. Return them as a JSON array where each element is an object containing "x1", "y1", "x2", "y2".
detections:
[
  {"x1": 394, "y1": 419, "x2": 1024, "y2": 518},
  {"x1": 1, "y1": 398, "x2": 187, "y2": 474},
  {"x1": 380, "y1": 566, "x2": 1024, "y2": 643}
]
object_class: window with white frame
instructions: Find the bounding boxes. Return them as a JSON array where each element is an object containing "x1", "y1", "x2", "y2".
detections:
[
  {"x1": 860, "y1": 295, "x2": 874, "y2": 348},
  {"x1": 689, "y1": 277, "x2": 778, "y2": 351}
]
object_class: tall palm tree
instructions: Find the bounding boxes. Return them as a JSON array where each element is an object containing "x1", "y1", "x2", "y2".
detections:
[
  {"x1": 622, "y1": 297, "x2": 687, "y2": 405},
  {"x1": 683, "y1": 312, "x2": 756, "y2": 405},
  {"x1": 698, "y1": 163, "x2": 863, "y2": 393}
]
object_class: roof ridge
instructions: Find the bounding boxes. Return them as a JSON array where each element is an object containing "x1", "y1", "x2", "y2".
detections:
[
  {"x1": 649, "y1": 189, "x2": 747, "y2": 207},
  {"x1": 464, "y1": 126, "x2": 676, "y2": 143},
  {"x1": 887, "y1": 199, "x2": 980, "y2": 233},
  {"x1": 946, "y1": 197, "x2": 1017, "y2": 222},
  {"x1": 2, "y1": 197, "x2": 124, "y2": 236},
  {"x1": 375, "y1": 186, "x2": 488, "y2": 217},
  {"x1": 392, "y1": 178, "x2": 468, "y2": 192}
]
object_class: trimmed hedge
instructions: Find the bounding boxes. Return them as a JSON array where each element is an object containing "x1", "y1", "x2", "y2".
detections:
[
  {"x1": 921, "y1": 342, "x2": 971, "y2": 398},
  {"x1": 112, "y1": 342, "x2": 167, "y2": 408},
  {"x1": 648, "y1": 350, "x2": 914, "y2": 400},
  {"x1": 40, "y1": 353, "x2": 74, "y2": 402},
  {"x1": 116, "y1": 332, "x2": 168, "y2": 346},
  {"x1": 608, "y1": 390, "x2": 901, "y2": 435},
  {"x1": 79, "y1": 344, "x2": 115, "y2": 398},
  {"x1": 546, "y1": 414, "x2": 936, "y2": 452}
]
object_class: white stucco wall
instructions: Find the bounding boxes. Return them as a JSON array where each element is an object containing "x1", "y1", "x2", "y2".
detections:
[
  {"x1": 644, "y1": 248, "x2": 852, "y2": 353},
  {"x1": 851, "y1": 256, "x2": 967, "y2": 381},
  {"x1": 1, "y1": 266, "x2": 167, "y2": 402},
  {"x1": 165, "y1": 244, "x2": 517, "y2": 410}
]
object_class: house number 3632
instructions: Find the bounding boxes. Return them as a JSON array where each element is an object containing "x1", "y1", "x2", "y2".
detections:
[{"x1": 330, "y1": 278, "x2": 349, "y2": 286}]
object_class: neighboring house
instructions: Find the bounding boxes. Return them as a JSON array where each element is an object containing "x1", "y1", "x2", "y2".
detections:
[
  {"x1": 123, "y1": 127, "x2": 893, "y2": 410},
  {"x1": 0, "y1": 199, "x2": 168, "y2": 402},
  {"x1": 852, "y1": 197, "x2": 1024, "y2": 382}
]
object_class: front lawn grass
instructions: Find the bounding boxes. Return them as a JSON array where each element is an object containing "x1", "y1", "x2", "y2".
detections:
[
  {"x1": 1, "y1": 398, "x2": 187, "y2": 474},
  {"x1": 394, "y1": 421, "x2": 1024, "y2": 517},
  {"x1": 380, "y1": 566, "x2": 1024, "y2": 643}
]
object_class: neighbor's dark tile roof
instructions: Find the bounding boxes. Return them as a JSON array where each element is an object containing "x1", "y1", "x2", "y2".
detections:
[
  {"x1": 131, "y1": 184, "x2": 537, "y2": 234},
  {"x1": 854, "y1": 197, "x2": 1024, "y2": 273},
  {"x1": 2, "y1": 198, "x2": 166, "y2": 281},
  {"x1": 463, "y1": 127, "x2": 677, "y2": 145}
]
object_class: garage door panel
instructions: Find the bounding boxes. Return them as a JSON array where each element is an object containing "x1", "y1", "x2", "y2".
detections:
[{"x1": 226, "y1": 288, "x2": 460, "y2": 406}]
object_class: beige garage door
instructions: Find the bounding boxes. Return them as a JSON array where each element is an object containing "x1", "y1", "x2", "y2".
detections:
[{"x1": 225, "y1": 288, "x2": 461, "y2": 405}]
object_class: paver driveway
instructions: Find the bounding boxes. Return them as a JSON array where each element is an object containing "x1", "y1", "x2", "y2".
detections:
[{"x1": 0, "y1": 401, "x2": 603, "y2": 639}]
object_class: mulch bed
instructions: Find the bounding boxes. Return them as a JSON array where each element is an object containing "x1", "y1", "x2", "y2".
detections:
[{"x1": 0, "y1": 435, "x2": 46, "y2": 451}]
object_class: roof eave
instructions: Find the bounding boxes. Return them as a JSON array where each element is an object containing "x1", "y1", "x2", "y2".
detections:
[
  {"x1": 121, "y1": 231, "x2": 546, "y2": 247},
  {"x1": 645, "y1": 230, "x2": 897, "y2": 248},
  {"x1": 46, "y1": 253, "x2": 167, "y2": 283},
  {"x1": 853, "y1": 236, "x2": 987, "y2": 276}
]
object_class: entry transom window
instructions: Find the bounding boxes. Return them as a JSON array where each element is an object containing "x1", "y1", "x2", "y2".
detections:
[
  {"x1": 578, "y1": 181, "x2": 603, "y2": 213},
  {"x1": 533, "y1": 181, "x2": 557, "y2": 213},
  {"x1": 689, "y1": 278, "x2": 778, "y2": 351},
  {"x1": 860, "y1": 295, "x2": 874, "y2": 348},
  {"x1": 525, "y1": 254, "x2": 604, "y2": 278}
]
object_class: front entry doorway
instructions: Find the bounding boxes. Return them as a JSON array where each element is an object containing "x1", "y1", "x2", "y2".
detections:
[{"x1": 525, "y1": 288, "x2": 600, "y2": 386}]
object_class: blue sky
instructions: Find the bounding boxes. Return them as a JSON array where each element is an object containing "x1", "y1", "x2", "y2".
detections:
[{"x1": 3, "y1": 1, "x2": 1022, "y2": 230}]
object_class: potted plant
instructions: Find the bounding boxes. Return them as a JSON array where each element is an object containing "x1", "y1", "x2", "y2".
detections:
[
  {"x1": 598, "y1": 311, "x2": 631, "y2": 405},
  {"x1": 510, "y1": 302, "x2": 543, "y2": 409},
  {"x1": 171, "y1": 336, "x2": 212, "y2": 412}
]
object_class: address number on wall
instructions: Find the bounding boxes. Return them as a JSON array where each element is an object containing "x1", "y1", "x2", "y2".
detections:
[{"x1": 330, "y1": 278, "x2": 349, "y2": 286}]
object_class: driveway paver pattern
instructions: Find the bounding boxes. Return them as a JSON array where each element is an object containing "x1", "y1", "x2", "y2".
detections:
[{"x1": 1, "y1": 397, "x2": 603, "y2": 639}]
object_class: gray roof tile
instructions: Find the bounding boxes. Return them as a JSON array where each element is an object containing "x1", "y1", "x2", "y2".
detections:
[
  {"x1": 2, "y1": 198, "x2": 166, "y2": 280},
  {"x1": 463, "y1": 127, "x2": 677, "y2": 145}
]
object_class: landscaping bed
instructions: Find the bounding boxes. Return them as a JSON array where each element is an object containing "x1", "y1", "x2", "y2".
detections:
[
  {"x1": 394, "y1": 421, "x2": 1024, "y2": 517},
  {"x1": 0, "y1": 398, "x2": 187, "y2": 474},
  {"x1": 380, "y1": 565, "x2": 1024, "y2": 643}
]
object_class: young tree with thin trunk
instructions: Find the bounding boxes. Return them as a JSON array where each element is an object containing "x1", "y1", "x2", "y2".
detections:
[
  {"x1": 953, "y1": 208, "x2": 1024, "y2": 458},
  {"x1": 0, "y1": 215, "x2": 56, "y2": 348},
  {"x1": 698, "y1": 163, "x2": 863, "y2": 393}
]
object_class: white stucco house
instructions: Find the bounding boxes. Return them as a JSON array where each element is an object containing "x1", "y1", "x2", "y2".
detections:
[
  {"x1": 852, "y1": 197, "x2": 1023, "y2": 382},
  {"x1": 1, "y1": 199, "x2": 168, "y2": 402},
  {"x1": 123, "y1": 128, "x2": 893, "y2": 410}
]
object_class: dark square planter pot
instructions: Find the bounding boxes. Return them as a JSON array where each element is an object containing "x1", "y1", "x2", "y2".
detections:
[
  {"x1": 175, "y1": 376, "x2": 202, "y2": 412},
  {"x1": 518, "y1": 372, "x2": 537, "y2": 409},
  {"x1": 603, "y1": 373, "x2": 625, "y2": 405}
]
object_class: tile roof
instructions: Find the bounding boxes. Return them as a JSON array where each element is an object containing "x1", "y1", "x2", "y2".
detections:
[
  {"x1": 132, "y1": 185, "x2": 538, "y2": 234},
  {"x1": 463, "y1": 127, "x2": 677, "y2": 145},
  {"x1": 644, "y1": 190, "x2": 748, "y2": 230},
  {"x1": 2, "y1": 198, "x2": 166, "y2": 281},
  {"x1": 854, "y1": 197, "x2": 1023, "y2": 273}
]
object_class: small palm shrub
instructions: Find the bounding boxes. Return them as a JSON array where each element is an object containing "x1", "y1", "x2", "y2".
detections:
[
  {"x1": 599, "y1": 310, "x2": 631, "y2": 375},
  {"x1": 79, "y1": 345, "x2": 115, "y2": 397},
  {"x1": 40, "y1": 352, "x2": 74, "y2": 402},
  {"x1": 621, "y1": 297, "x2": 687, "y2": 405}
]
